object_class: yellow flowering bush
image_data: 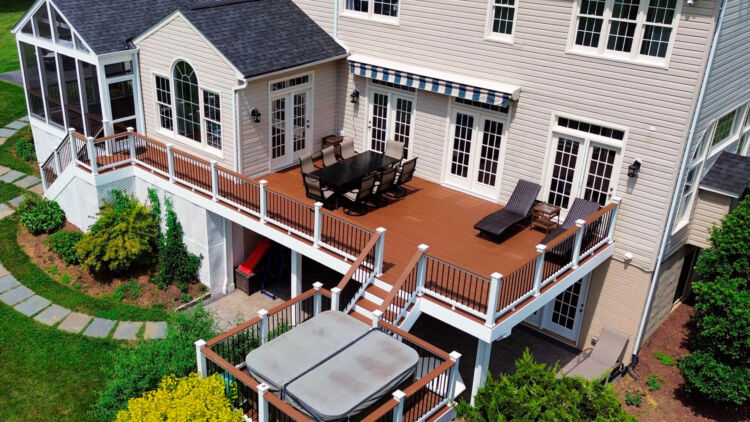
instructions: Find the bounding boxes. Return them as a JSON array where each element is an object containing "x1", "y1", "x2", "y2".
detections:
[{"x1": 115, "y1": 373, "x2": 243, "y2": 422}]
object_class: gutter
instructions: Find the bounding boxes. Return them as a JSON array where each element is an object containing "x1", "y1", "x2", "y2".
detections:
[
  {"x1": 233, "y1": 78, "x2": 249, "y2": 173},
  {"x1": 631, "y1": 0, "x2": 726, "y2": 361},
  {"x1": 243, "y1": 53, "x2": 350, "y2": 83}
]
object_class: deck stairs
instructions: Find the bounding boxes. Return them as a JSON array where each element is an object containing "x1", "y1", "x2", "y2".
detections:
[{"x1": 346, "y1": 277, "x2": 421, "y2": 330}]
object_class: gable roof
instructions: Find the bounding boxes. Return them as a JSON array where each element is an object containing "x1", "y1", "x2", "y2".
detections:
[{"x1": 700, "y1": 151, "x2": 750, "y2": 198}]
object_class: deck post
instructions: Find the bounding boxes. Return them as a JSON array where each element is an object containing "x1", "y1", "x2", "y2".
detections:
[
  {"x1": 194, "y1": 339, "x2": 207, "y2": 378},
  {"x1": 374, "y1": 227, "x2": 387, "y2": 276},
  {"x1": 572, "y1": 220, "x2": 586, "y2": 269},
  {"x1": 87, "y1": 136, "x2": 98, "y2": 175},
  {"x1": 257, "y1": 383, "x2": 270, "y2": 422},
  {"x1": 40, "y1": 165, "x2": 48, "y2": 192},
  {"x1": 166, "y1": 144, "x2": 175, "y2": 182},
  {"x1": 313, "y1": 202, "x2": 323, "y2": 248},
  {"x1": 53, "y1": 149, "x2": 62, "y2": 174},
  {"x1": 447, "y1": 351, "x2": 462, "y2": 401},
  {"x1": 607, "y1": 197, "x2": 622, "y2": 244},
  {"x1": 258, "y1": 309, "x2": 269, "y2": 344},
  {"x1": 371, "y1": 309, "x2": 383, "y2": 328},
  {"x1": 259, "y1": 180, "x2": 268, "y2": 223},
  {"x1": 391, "y1": 390, "x2": 406, "y2": 422},
  {"x1": 313, "y1": 282, "x2": 323, "y2": 316},
  {"x1": 331, "y1": 287, "x2": 341, "y2": 311},
  {"x1": 471, "y1": 340, "x2": 492, "y2": 405},
  {"x1": 67, "y1": 128, "x2": 77, "y2": 164},
  {"x1": 126, "y1": 127, "x2": 136, "y2": 162},
  {"x1": 485, "y1": 273, "x2": 502, "y2": 327},
  {"x1": 533, "y1": 245, "x2": 546, "y2": 296},
  {"x1": 210, "y1": 160, "x2": 219, "y2": 201},
  {"x1": 415, "y1": 244, "x2": 430, "y2": 292}
]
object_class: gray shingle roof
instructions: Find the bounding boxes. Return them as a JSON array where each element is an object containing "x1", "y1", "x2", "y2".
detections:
[
  {"x1": 49, "y1": 0, "x2": 346, "y2": 78},
  {"x1": 700, "y1": 151, "x2": 750, "y2": 198}
]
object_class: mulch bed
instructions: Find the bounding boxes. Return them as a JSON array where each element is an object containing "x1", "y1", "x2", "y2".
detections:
[
  {"x1": 614, "y1": 300, "x2": 748, "y2": 421},
  {"x1": 18, "y1": 222, "x2": 203, "y2": 311}
]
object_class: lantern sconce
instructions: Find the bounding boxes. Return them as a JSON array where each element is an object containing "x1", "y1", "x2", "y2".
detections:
[
  {"x1": 350, "y1": 89, "x2": 360, "y2": 104},
  {"x1": 251, "y1": 107, "x2": 261, "y2": 123},
  {"x1": 628, "y1": 160, "x2": 642, "y2": 178}
]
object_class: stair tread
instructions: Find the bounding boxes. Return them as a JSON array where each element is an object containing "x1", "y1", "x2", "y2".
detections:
[
  {"x1": 366, "y1": 284, "x2": 389, "y2": 299},
  {"x1": 356, "y1": 297, "x2": 380, "y2": 312},
  {"x1": 348, "y1": 311, "x2": 371, "y2": 324}
]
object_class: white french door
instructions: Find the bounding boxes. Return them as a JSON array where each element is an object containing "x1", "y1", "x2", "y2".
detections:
[
  {"x1": 524, "y1": 275, "x2": 591, "y2": 342},
  {"x1": 546, "y1": 135, "x2": 619, "y2": 212},
  {"x1": 444, "y1": 109, "x2": 507, "y2": 199},
  {"x1": 367, "y1": 89, "x2": 415, "y2": 158},
  {"x1": 270, "y1": 89, "x2": 311, "y2": 170}
]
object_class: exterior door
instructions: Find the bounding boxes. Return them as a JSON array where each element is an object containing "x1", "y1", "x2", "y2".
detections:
[
  {"x1": 367, "y1": 89, "x2": 414, "y2": 158},
  {"x1": 444, "y1": 110, "x2": 506, "y2": 198},
  {"x1": 270, "y1": 89, "x2": 311, "y2": 170},
  {"x1": 541, "y1": 275, "x2": 591, "y2": 341}
]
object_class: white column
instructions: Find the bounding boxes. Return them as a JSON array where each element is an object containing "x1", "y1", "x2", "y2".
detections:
[
  {"x1": 572, "y1": 219, "x2": 586, "y2": 268},
  {"x1": 313, "y1": 282, "x2": 323, "y2": 316},
  {"x1": 415, "y1": 244, "x2": 430, "y2": 292},
  {"x1": 194, "y1": 339, "x2": 208, "y2": 377},
  {"x1": 331, "y1": 287, "x2": 341, "y2": 311},
  {"x1": 470, "y1": 339, "x2": 492, "y2": 405},
  {"x1": 258, "y1": 309, "x2": 269, "y2": 344},
  {"x1": 374, "y1": 227, "x2": 387, "y2": 276},
  {"x1": 533, "y1": 244, "x2": 546, "y2": 296},
  {"x1": 371, "y1": 309, "x2": 383, "y2": 328},
  {"x1": 290, "y1": 250, "x2": 302, "y2": 298},
  {"x1": 447, "y1": 351, "x2": 462, "y2": 400},
  {"x1": 259, "y1": 179, "x2": 268, "y2": 223},
  {"x1": 68, "y1": 128, "x2": 77, "y2": 163},
  {"x1": 87, "y1": 136, "x2": 98, "y2": 175},
  {"x1": 166, "y1": 144, "x2": 175, "y2": 182},
  {"x1": 607, "y1": 197, "x2": 622, "y2": 244},
  {"x1": 127, "y1": 127, "x2": 136, "y2": 161},
  {"x1": 210, "y1": 160, "x2": 219, "y2": 201},
  {"x1": 53, "y1": 149, "x2": 62, "y2": 174},
  {"x1": 313, "y1": 202, "x2": 323, "y2": 248},
  {"x1": 485, "y1": 272, "x2": 502, "y2": 327},
  {"x1": 391, "y1": 390, "x2": 406, "y2": 422}
]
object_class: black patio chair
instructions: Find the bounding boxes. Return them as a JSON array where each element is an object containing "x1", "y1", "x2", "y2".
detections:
[
  {"x1": 474, "y1": 179, "x2": 541, "y2": 238},
  {"x1": 388, "y1": 158, "x2": 417, "y2": 198},
  {"x1": 303, "y1": 174, "x2": 335, "y2": 208},
  {"x1": 343, "y1": 174, "x2": 376, "y2": 215},
  {"x1": 541, "y1": 198, "x2": 600, "y2": 245},
  {"x1": 371, "y1": 167, "x2": 397, "y2": 207}
]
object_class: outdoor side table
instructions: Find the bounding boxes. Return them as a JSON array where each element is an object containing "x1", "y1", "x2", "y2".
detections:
[{"x1": 531, "y1": 202, "x2": 561, "y2": 234}]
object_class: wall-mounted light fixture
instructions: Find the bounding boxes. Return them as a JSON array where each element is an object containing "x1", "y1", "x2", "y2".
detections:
[
  {"x1": 628, "y1": 160, "x2": 642, "y2": 178},
  {"x1": 251, "y1": 107, "x2": 261, "y2": 123},
  {"x1": 685, "y1": 0, "x2": 694, "y2": 5},
  {"x1": 350, "y1": 89, "x2": 360, "y2": 104}
]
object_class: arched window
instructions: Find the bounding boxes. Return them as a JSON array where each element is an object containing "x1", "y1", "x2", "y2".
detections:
[{"x1": 173, "y1": 61, "x2": 201, "y2": 142}]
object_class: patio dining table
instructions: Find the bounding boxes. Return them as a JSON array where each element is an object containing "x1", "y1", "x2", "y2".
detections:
[{"x1": 312, "y1": 150, "x2": 400, "y2": 209}]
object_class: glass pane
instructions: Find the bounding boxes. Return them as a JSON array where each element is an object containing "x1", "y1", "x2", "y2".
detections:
[
  {"x1": 607, "y1": 0, "x2": 639, "y2": 53},
  {"x1": 80, "y1": 61, "x2": 102, "y2": 136},
  {"x1": 492, "y1": 4, "x2": 515, "y2": 35},
  {"x1": 40, "y1": 48, "x2": 63, "y2": 126},
  {"x1": 203, "y1": 90, "x2": 221, "y2": 122},
  {"x1": 547, "y1": 137, "x2": 580, "y2": 209},
  {"x1": 74, "y1": 35, "x2": 89, "y2": 53},
  {"x1": 712, "y1": 111, "x2": 736, "y2": 146},
  {"x1": 583, "y1": 145, "x2": 616, "y2": 206},
  {"x1": 271, "y1": 98, "x2": 286, "y2": 159},
  {"x1": 105, "y1": 61, "x2": 133, "y2": 78},
  {"x1": 61, "y1": 55, "x2": 84, "y2": 133},
  {"x1": 21, "y1": 20, "x2": 33, "y2": 35},
  {"x1": 109, "y1": 80, "x2": 135, "y2": 121},
  {"x1": 19, "y1": 42, "x2": 44, "y2": 119},
  {"x1": 173, "y1": 61, "x2": 200, "y2": 142},
  {"x1": 370, "y1": 92, "x2": 388, "y2": 153},
  {"x1": 393, "y1": 97, "x2": 413, "y2": 156},
  {"x1": 155, "y1": 76, "x2": 173, "y2": 131},
  {"x1": 113, "y1": 118, "x2": 136, "y2": 133},
  {"x1": 346, "y1": 0, "x2": 369, "y2": 12},
  {"x1": 293, "y1": 92, "x2": 306, "y2": 152},
  {"x1": 52, "y1": 9, "x2": 72, "y2": 44},
  {"x1": 477, "y1": 119, "x2": 503, "y2": 187},
  {"x1": 576, "y1": 17, "x2": 603, "y2": 47},
  {"x1": 640, "y1": 25, "x2": 672, "y2": 58},
  {"x1": 737, "y1": 133, "x2": 748, "y2": 155},
  {"x1": 33, "y1": 6, "x2": 52, "y2": 39},
  {"x1": 646, "y1": 0, "x2": 677, "y2": 24},
  {"x1": 450, "y1": 113, "x2": 474, "y2": 179},
  {"x1": 373, "y1": 0, "x2": 398, "y2": 16}
]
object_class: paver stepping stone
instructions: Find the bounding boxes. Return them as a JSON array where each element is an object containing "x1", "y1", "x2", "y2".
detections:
[
  {"x1": 20, "y1": 116, "x2": 29, "y2": 122},
  {"x1": 0, "y1": 128, "x2": 16, "y2": 138},
  {"x1": 0, "y1": 165, "x2": 9, "y2": 175},
  {"x1": 0, "y1": 275, "x2": 19, "y2": 293},
  {"x1": 0, "y1": 285, "x2": 34, "y2": 306},
  {"x1": 34, "y1": 304, "x2": 71, "y2": 326},
  {"x1": 15, "y1": 295, "x2": 51, "y2": 316},
  {"x1": 144, "y1": 321, "x2": 168, "y2": 339},
  {"x1": 0, "y1": 264, "x2": 8, "y2": 277},
  {"x1": 29, "y1": 184, "x2": 44, "y2": 195},
  {"x1": 58, "y1": 312, "x2": 92, "y2": 333},
  {"x1": 8, "y1": 195, "x2": 25, "y2": 208},
  {"x1": 6, "y1": 121, "x2": 27, "y2": 130},
  {"x1": 0, "y1": 170, "x2": 24, "y2": 183},
  {"x1": 15, "y1": 175, "x2": 40, "y2": 189},
  {"x1": 0, "y1": 204, "x2": 13, "y2": 219},
  {"x1": 113, "y1": 321, "x2": 143, "y2": 340},
  {"x1": 84, "y1": 318, "x2": 116, "y2": 338}
]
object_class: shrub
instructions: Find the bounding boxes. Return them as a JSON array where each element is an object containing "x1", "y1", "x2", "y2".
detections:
[
  {"x1": 45, "y1": 230, "x2": 83, "y2": 265},
  {"x1": 654, "y1": 351, "x2": 676, "y2": 366},
  {"x1": 155, "y1": 198, "x2": 201, "y2": 287},
  {"x1": 115, "y1": 373, "x2": 243, "y2": 422},
  {"x1": 14, "y1": 138, "x2": 36, "y2": 162},
  {"x1": 76, "y1": 190, "x2": 159, "y2": 274},
  {"x1": 646, "y1": 374, "x2": 663, "y2": 391},
  {"x1": 91, "y1": 306, "x2": 217, "y2": 421},
  {"x1": 454, "y1": 349, "x2": 636, "y2": 421},
  {"x1": 680, "y1": 196, "x2": 750, "y2": 405},
  {"x1": 18, "y1": 195, "x2": 65, "y2": 234},
  {"x1": 624, "y1": 391, "x2": 644, "y2": 408},
  {"x1": 112, "y1": 281, "x2": 142, "y2": 302}
]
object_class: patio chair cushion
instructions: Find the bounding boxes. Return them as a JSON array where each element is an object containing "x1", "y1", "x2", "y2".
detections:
[
  {"x1": 322, "y1": 146, "x2": 338, "y2": 167},
  {"x1": 563, "y1": 356, "x2": 612, "y2": 379},
  {"x1": 340, "y1": 140, "x2": 357, "y2": 160},
  {"x1": 559, "y1": 326, "x2": 629, "y2": 381}
]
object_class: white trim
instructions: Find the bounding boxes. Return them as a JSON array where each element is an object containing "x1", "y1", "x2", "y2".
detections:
[
  {"x1": 47, "y1": 1, "x2": 95, "y2": 53},
  {"x1": 339, "y1": 0, "x2": 400, "y2": 24},
  {"x1": 698, "y1": 185, "x2": 742, "y2": 199},
  {"x1": 15, "y1": 32, "x2": 96, "y2": 64},
  {"x1": 483, "y1": 0, "x2": 518, "y2": 44},
  {"x1": 11, "y1": 0, "x2": 45, "y2": 34},
  {"x1": 363, "y1": 80, "x2": 418, "y2": 158},
  {"x1": 244, "y1": 53, "x2": 349, "y2": 83},
  {"x1": 267, "y1": 71, "x2": 315, "y2": 171}
]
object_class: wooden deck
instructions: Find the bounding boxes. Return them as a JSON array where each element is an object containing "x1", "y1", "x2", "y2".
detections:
[{"x1": 262, "y1": 164, "x2": 544, "y2": 284}]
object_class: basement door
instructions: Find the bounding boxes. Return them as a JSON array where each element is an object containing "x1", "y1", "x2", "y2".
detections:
[{"x1": 525, "y1": 274, "x2": 591, "y2": 342}]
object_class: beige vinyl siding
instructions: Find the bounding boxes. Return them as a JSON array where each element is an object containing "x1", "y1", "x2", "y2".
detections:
[
  {"x1": 136, "y1": 14, "x2": 238, "y2": 170},
  {"x1": 688, "y1": 189, "x2": 732, "y2": 249},
  {"x1": 643, "y1": 246, "x2": 690, "y2": 340},
  {"x1": 292, "y1": 0, "x2": 335, "y2": 35},
  {"x1": 239, "y1": 62, "x2": 340, "y2": 178},
  {"x1": 336, "y1": 0, "x2": 717, "y2": 270},
  {"x1": 411, "y1": 91, "x2": 450, "y2": 183}
]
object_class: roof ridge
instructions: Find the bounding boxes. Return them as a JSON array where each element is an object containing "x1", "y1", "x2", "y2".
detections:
[{"x1": 188, "y1": 0, "x2": 259, "y2": 11}]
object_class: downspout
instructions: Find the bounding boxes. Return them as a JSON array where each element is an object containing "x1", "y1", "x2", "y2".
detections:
[
  {"x1": 333, "y1": 0, "x2": 339, "y2": 40},
  {"x1": 631, "y1": 0, "x2": 726, "y2": 361},
  {"x1": 233, "y1": 78, "x2": 248, "y2": 173}
]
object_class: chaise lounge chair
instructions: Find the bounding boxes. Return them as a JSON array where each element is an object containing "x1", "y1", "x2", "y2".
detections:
[
  {"x1": 474, "y1": 179, "x2": 541, "y2": 238},
  {"x1": 558, "y1": 326, "x2": 629, "y2": 381},
  {"x1": 541, "y1": 198, "x2": 600, "y2": 245}
]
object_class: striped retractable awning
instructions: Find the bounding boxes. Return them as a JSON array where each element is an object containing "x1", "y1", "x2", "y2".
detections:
[{"x1": 349, "y1": 60, "x2": 513, "y2": 108}]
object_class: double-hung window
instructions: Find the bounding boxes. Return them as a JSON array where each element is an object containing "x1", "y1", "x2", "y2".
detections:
[
  {"x1": 344, "y1": 0, "x2": 399, "y2": 20},
  {"x1": 203, "y1": 90, "x2": 222, "y2": 150},
  {"x1": 486, "y1": 0, "x2": 518, "y2": 41},
  {"x1": 570, "y1": 0, "x2": 680, "y2": 64},
  {"x1": 155, "y1": 76, "x2": 173, "y2": 131}
]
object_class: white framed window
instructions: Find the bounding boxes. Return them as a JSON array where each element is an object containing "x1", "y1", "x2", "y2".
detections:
[
  {"x1": 343, "y1": 0, "x2": 399, "y2": 21},
  {"x1": 673, "y1": 126, "x2": 713, "y2": 232},
  {"x1": 155, "y1": 75, "x2": 173, "y2": 131},
  {"x1": 568, "y1": 0, "x2": 681, "y2": 66},
  {"x1": 708, "y1": 103, "x2": 750, "y2": 157},
  {"x1": 738, "y1": 107, "x2": 750, "y2": 156},
  {"x1": 485, "y1": 0, "x2": 518, "y2": 42},
  {"x1": 203, "y1": 90, "x2": 221, "y2": 150}
]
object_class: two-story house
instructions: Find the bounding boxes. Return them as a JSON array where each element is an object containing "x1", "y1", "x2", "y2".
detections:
[{"x1": 13, "y1": 0, "x2": 750, "y2": 411}]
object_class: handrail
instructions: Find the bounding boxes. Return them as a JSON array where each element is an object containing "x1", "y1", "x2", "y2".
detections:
[
  {"x1": 264, "y1": 391, "x2": 312, "y2": 421},
  {"x1": 379, "y1": 320, "x2": 450, "y2": 360},
  {"x1": 377, "y1": 249, "x2": 423, "y2": 323},
  {"x1": 336, "y1": 233, "x2": 381, "y2": 291},
  {"x1": 202, "y1": 347, "x2": 261, "y2": 392},
  {"x1": 93, "y1": 131, "x2": 129, "y2": 143}
]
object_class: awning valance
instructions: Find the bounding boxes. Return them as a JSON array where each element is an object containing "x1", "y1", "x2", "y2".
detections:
[{"x1": 348, "y1": 54, "x2": 520, "y2": 108}]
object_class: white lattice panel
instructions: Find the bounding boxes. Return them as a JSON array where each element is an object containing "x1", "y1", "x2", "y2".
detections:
[
  {"x1": 206, "y1": 211, "x2": 227, "y2": 295},
  {"x1": 53, "y1": 176, "x2": 98, "y2": 231}
]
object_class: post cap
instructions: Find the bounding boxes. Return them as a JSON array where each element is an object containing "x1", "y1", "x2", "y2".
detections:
[
  {"x1": 259, "y1": 179, "x2": 268, "y2": 186},
  {"x1": 490, "y1": 272, "x2": 503, "y2": 281},
  {"x1": 449, "y1": 351, "x2": 462, "y2": 362},
  {"x1": 313, "y1": 281, "x2": 323, "y2": 290},
  {"x1": 210, "y1": 160, "x2": 218, "y2": 165},
  {"x1": 417, "y1": 244, "x2": 429, "y2": 252},
  {"x1": 257, "y1": 383, "x2": 270, "y2": 393},
  {"x1": 257, "y1": 309, "x2": 268, "y2": 318},
  {"x1": 331, "y1": 286, "x2": 341, "y2": 293},
  {"x1": 314, "y1": 201, "x2": 323, "y2": 208},
  {"x1": 126, "y1": 127, "x2": 134, "y2": 133},
  {"x1": 67, "y1": 127, "x2": 76, "y2": 134},
  {"x1": 575, "y1": 219, "x2": 586, "y2": 227},
  {"x1": 535, "y1": 244, "x2": 547, "y2": 252},
  {"x1": 392, "y1": 390, "x2": 406, "y2": 401},
  {"x1": 372, "y1": 309, "x2": 383, "y2": 318},
  {"x1": 376, "y1": 227, "x2": 387, "y2": 234},
  {"x1": 194, "y1": 339, "x2": 207, "y2": 348},
  {"x1": 87, "y1": 136, "x2": 95, "y2": 141},
  {"x1": 611, "y1": 196, "x2": 622, "y2": 204},
  {"x1": 166, "y1": 143, "x2": 174, "y2": 149}
]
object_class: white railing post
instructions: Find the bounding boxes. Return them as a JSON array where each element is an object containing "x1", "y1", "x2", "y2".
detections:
[
  {"x1": 68, "y1": 128, "x2": 77, "y2": 164},
  {"x1": 313, "y1": 202, "x2": 323, "y2": 248},
  {"x1": 313, "y1": 282, "x2": 323, "y2": 316},
  {"x1": 166, "y1": 144, "x2": 175, "y2": 182},
  {"x1": 53, "y1": 149, "x2": 62, "y2": 174},
  {"x1": 331, "y1": 287, "x2": 341, "y2": 311},
  {"x1": 607, "y1": 197, "x2": 622, "y2": 244},
  {"x1": 533, "y1": 245, "x2": 546, "y2": 296},
  {"x1": 447, "y1": 351, "x2": 462, "y2": 400},
  {"x1": 371, "y1": 309, "x2": 383, "y2": 328},
  {"x1": 257, "y1": 383, "x2": 270, "y2": 422},
  {"x1": 259, "y1": 180, "x2": 268, "y2": 223},
  {"x1": 374, "y1": 227, "x2": 387, "y2": 276},
  {"x1": 391, "y1": 390, "x2": 406, "y2": 422},
  {"x1": 127, "y1": 127, "x2": 136, "y2": 161},
  {"x1": 87, "y1": 136, "x2": 98, "y2": 175},
  {"x1": 572, "y1": 219, "x2": 586, "y2": 269},
  {"x1": 416, "y1": 244, "x2": 430, "y2": 292},
  {"x1": 194, "y1": 339, "x2": 208, "y2": 378},
  {"x1": 258, "y1": 309, "x2": 269, "y2": 344},
  {"x1": 40, "y1": 166, "x2": 48, "y2": 191},
  {"x1": 210, "y1": 160, "x2": 219, "y2": 201},
  {"x1": 485, "y1": 273, "x2": 502, "y2": 327}
]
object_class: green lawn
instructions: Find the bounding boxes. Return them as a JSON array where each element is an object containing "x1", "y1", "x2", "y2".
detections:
[
  {"x1": 0, "y1": 0, "x2": 33, "y2": 73},
  {"x1": 0, "y1": 181, "x2": 25, "y2": 203},
  {"x1": 0, "y1": 125, "x2": 38, "y2": 176},
  {"x1": 0, "y1": 216, "x2": 170, "y2": 321},
  {"x1": 0, "y1": 80, "x2": 27, "y2": 128},
  {"x1": 0, "y1": 304, "x2": 126, "y2": 422}
]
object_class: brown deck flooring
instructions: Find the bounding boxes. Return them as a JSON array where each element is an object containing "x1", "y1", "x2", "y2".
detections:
[{"x1": 262, "y1": 164, "x2": 545, "y2": 284}]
